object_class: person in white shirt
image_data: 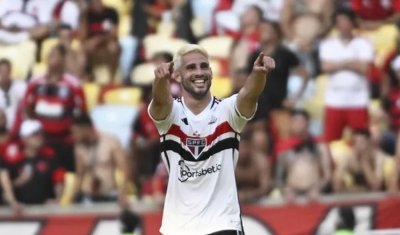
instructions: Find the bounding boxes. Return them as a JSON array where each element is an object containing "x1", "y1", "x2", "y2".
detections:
[
  {"x1": 0, "y1": 59, "x2": 27, "y2": 130},
  {"x1": 148, "y1": 44, "x2": 275, "y2": 235},
  {"x1": 0, "y1": 0, "x2": 52, "y2": 45},
  {"x1": 319, "y1": 8, "x2": 374, "y2": 142}
]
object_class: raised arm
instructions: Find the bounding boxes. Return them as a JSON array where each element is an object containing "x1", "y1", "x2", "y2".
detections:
[
  {"x1": 236, "y1": 52, "x2": 275, "y2": 118},
  {"x1": 149, "y1": 62, "x2": 175, "y2": 121}
]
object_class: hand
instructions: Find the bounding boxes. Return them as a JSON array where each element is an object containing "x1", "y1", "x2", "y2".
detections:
[
  {"x1": 253, "y1": 52, "x2": 275, "y2": 74},
  {"x1": 154, "y1": 62, "x2": 175, "y2": 80},
  {"x1": 10, "y1": 201, "x2": 23, "y2": 215},
  {"x1": 307, "y1": 188, "x2": 320, "y2": 202},
  {"x1": 118, "y1": 194, "x2": 130, "y2": 209}
]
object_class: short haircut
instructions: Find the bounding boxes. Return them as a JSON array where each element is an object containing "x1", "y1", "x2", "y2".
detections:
[
  {"x1": 247, "y1": 5, "x2": 263, "y2": 20},
  {"x1": 73, "y1": 114, "x2": 93, "y2": 127},
  {"x1": 58, "y1": 23, "x2": 72, "y2": 32},
  {"x1": 353, "y1": 128, "x2": 371, "y2": 139},
  {"x1": 153, "y1": 52, "x2": 173, "y2": 63},
  {"x1": 173, "y1": 44, "x2": 209, "y2": 71},
  {"x1": 291, "y1": 109, "x2": 310, "y2": 121},
  {"x1": 0, "y1": 58, "x2": 11, "y2": 68},
  {"x1": 334, "y1": 8, "x2": 357, "y2": 27}
]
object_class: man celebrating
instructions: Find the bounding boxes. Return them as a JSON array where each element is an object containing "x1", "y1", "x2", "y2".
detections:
[{"x1": 148, "y1": 44, "x2": 275, "y2": 235}]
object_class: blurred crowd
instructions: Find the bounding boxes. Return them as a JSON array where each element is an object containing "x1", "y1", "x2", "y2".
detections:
[{"x1": 0, "y1": 0, "x2": 399, "y2": 215}]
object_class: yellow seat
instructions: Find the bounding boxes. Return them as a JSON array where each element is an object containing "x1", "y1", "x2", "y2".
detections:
[
  {"x1": 303, "y1": 74, "x2": 326, "y2": 120},
  {"x1": 209, "y1": 60, "x2": 222, "y2": 76},
  {"x1": 211, "y1": 77, "x2": 232, "y2": 99},
  {"x1": 59, "y1": 173, "x2": 76, "y2": 206},
  {"x1": 93, "y1": 65, "x2": 111, "y2": 85},
  {"x1": 0, "y1": 41, "x2": 37, "y2": 79},
  {"x1": 131, "y1": 63, "x2": 157, "y2": 85},
  {"x1": 40, "y1": 38, "x2": 81, "y2": 63},
  {"x1": 143, "y1": 34, "x2": 188, "y2": 60},
  {"x1": 31, "y1": 62, "x2": 47, "y2": 78},
  {"x1": 102, "y1": 0, "x2": 131, "y2": 16},
  {"x1": 191, "y1": 17, "x2": 204, "y2": 38},
  {"x1": 118, "y1": 15, "x2": 132, "y2": 37},
  {"x1": 83, "y1": 83, "x2": 100, "y2": 112},
  {"x1": 156, "y1": 22, "x2": 176, "y2": 37},
  {"x1": 198, "y1": 36, "x2": 234, "y2": 58},
  {"x1": 103, "y1": 87, "x2": 142, "y2": 105},
  {"x1": 383, "y1": 157, "x2": 396, "y2": 189}
]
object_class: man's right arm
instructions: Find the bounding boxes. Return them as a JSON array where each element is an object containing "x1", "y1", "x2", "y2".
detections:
[{"x1": 149, "y1": 62, "x2": 175, "y2": 122}]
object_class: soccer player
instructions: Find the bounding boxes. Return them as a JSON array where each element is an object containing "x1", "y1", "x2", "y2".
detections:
[{"x1": 148, "y1": 44, "x2": 275, "y2": 235}]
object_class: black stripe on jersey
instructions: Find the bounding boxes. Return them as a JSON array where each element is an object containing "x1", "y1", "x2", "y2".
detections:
[
  {"x1": 162, "y1": 135, "x2": 171, "y2": 171},
  {"x1": 160, "y1": 137, "x2": 239, "y2": 162}
]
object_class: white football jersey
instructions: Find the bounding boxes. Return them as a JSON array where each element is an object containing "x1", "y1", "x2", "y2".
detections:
[{"x1": 148, "y1": 94, "x2": 254, "y2": 235}]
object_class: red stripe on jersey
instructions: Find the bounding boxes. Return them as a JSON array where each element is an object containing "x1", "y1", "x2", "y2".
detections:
[{"x1": 166, "y1": 121, "x2": 236, "y2": 144}]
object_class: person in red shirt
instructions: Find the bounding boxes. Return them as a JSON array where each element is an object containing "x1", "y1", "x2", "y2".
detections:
[
  {"x1": 0, "y1": 120, "x2": 65, "y2": 214},
  {"x1": 351, "y1": 0, "x2": 400, "y2": 29},
  {"x1": 23, "y1": 44, "x2": 86, "y2": 172}
]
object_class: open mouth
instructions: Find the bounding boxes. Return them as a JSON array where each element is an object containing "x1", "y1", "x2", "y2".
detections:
[{"x1": 192, "y1": 79, "x2": 206, "y2": 88}]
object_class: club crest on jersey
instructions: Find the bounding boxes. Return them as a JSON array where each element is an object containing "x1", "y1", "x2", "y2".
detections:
[{"x1": 186, "y1": 138, "x2": 207, "y2": 156}]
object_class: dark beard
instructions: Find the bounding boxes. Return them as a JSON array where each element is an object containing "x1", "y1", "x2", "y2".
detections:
[
  {"x1": 181, "y1": 78, "x2": 211, "y2": 100},
  {"x1": 0, "y1": 126, "x2": 8, "y2": 135}
]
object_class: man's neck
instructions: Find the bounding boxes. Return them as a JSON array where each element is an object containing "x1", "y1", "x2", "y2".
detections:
[
  {"x1": 24, "y1": 146, "x2": 39, "y2": 158},
  {"x1": 339, "y1": 33, "x2": 353, "y2": 43},
  {"x1": 182, "y1": 93, "x2": 212, "y2": 115},
  {"x1": 0, "y1": 80, "x2": 11, "y2": 91},
  {"x1": 47, "y1": 70, "x2": 63, "y2": 83}
]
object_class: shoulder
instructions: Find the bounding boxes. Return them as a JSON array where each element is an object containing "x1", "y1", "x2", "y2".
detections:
[
  {"x1": 352, "y1": 36, "x2": 373, "y2": 48},
  {"x1": 28, "y1": 75, "x2": 46, "y2": 86},
  {"x1": 62, "y1": 73, "x2": 82, "y2": 88},
  {"x1": 3, "y1": 143, "x2": 24, "y2": 164}
]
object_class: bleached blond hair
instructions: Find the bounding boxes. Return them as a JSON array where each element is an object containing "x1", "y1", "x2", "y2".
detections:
[{"x1": 173, "y1": 44, "x2": 209, "y2": 71}]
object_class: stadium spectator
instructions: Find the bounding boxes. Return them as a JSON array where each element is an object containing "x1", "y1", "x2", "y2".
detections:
[
  {"x1": 0, "y1": 0, "x2": 52, "y2": 45},
  {"x1": 0, "y1": 120, "x2": 65, "y2": 208},
  {"x1": 275, "y1": 110, "x2": 331, "y2": 201},
  {"x1": 351, "y1": 0, "x2": 400, "y2": 30},
  {"x1": 57, "y1": 24, "x2": 87, "y2": 80},
  {"x1": 229, "y1": 6, "x2": 262, "y2": 77},
  {"x1": 71, "y1": 114, "x2": 129, "y2": 207},
  {"x1": 0, "y1": 59, "x2": 27, "y2": 130},
  {"x1": 49, "y1": 0, "x2": 80, "y2": 31},
  {"x1": 280, "y1": 0, "x2": 334, "y2": 41},
  {"x1": 80, "y1": 0, "x2": 120, "y2": 82},
  {"x1": 319, "y1": 8, "x2": 373, "y2": 143},
  {"x1": 332, "y1": 129, "x2": 389, "y2": 192},
  {"x1": 247, "y1": 20, "x2": 308, "y2": 140},
  {"x1": 23, "y1": 45, "x2": 86, "y2": 172},
  {"x1": 235, "y1": 131, "x2": 271, "y2": 203}
]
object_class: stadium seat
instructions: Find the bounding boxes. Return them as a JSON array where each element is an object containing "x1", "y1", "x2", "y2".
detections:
[
  {"x1": 198, "y1": 36, "x2": 234, "y2": 58},
  {"x1": 40, "y1": 38, "x2": 81, "y2": 63},
  {"x1": 210, "y1": 77, "x2": 232, "y2": 98},
  {"x1": 83, "y1": 83, "x2": 100, "y2": 112},
  {"x1": 143, "y1": 34, "x2": 188, "y2": 60},
  {"x1": 0, "y1": 40, "x2": 37, "y2": 79},
  {"x1": 131, "y1": 63, "x2": 157, "y2": 85},
  {"x1": 191, "y1": 17, "x2": 205, "y2": 38},
  {"x1": 156, "y1": 22, "x2": 176, "y2": 37},
  {"x1": 31, "y1": 62, "x2": 47, "y2": 77},
  {"x1": 91, "y1": 105, "x2": 139, "y2": 149},
  {"x1": 93, "y1": 65, "x2": 112, "y2": 85},
  {"x1": 59, "y1": 172, "x2": 76, "y2": 205},
  {"x1": 103, "y1": 87, "x2": 142, "y2": 106},
  {"x1": 119, "y1": 15, "x2": 132, "y2": 37},
  {"x1": 383, "y1": 157, "x2": 396, "y2": 189},
  {"x1": 209, "y1": 59, "x2": 222, "y2": 76},
  {"x1": 102, "y1": 0, "x2": 132, "y2": 16}
]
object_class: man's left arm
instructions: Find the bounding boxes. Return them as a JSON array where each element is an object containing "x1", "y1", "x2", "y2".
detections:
[
  {"x1": 112, "y1": 136, "x2": 130, "y2": 208},
  {"x1": 236, "y1": 52, "x2": 275, "y2": 119}
]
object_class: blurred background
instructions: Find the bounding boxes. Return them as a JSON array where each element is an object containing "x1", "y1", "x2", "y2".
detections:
[{"x1": 0, "y1": 0, "x2": 400, "y2": 234}]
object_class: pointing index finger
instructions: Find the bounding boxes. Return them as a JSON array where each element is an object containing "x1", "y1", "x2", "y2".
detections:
[
  {"x1": 257, "y1": 52, "x2": 265, "y2": 64},
  {"x1": 168, "y1": 61, "x2": 175, "y2": 74}
]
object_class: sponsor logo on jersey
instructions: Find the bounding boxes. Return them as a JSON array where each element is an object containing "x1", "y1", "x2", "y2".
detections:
[
  {"x1": 186, "y1": 138, "x2": 206, "y2": 156},
  {"x1": 178, "y1": 161, "x2": 222, "y2": 182},
  {"x1": 208, "y1": 115, "x2": 217, "y2": 125}
]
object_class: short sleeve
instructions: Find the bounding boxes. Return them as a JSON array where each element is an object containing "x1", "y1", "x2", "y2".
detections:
[
  {"x1": 60, "y1": 1, "x2": 80, "y2": 30},
  {"x1": 219, "y1": 94, "x2": 256, "y2": 133},
  {"x1": 286, "y1": 49, "x2": 300, "y2": 68},
  {"x1": 357, "y1": 39, "x2": 374, "y2": 62},
  {"x1": 148, "y1": 100, "x2": 180, "y2": 135},
  {"x1": 107, "y1": 8, "x2": 119, "y2": 25},
  {"x1": 319, "y1": 40, "x2": 333, "y2": 61}
]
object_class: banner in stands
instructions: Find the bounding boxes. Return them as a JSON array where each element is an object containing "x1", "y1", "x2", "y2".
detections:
[{"x1": 0, "y1": 198, "x2": 400, "y2": 235}]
